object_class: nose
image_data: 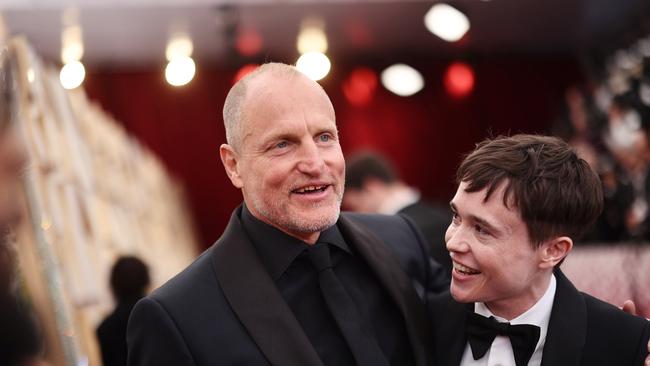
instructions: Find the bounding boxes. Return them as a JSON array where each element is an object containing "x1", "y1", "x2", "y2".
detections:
[
  {"x1": 445, "y1": 224, "x2": 470, "y2": 254},
  {"x1": 296, "y1": 139, "x2": 325, "y2": 175}
]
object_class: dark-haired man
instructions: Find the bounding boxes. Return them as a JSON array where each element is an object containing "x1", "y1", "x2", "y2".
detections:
[
  {"x1": 429, "y1": 134, "x2": 650, "y2": 365},
  {"x1": 344, "y1": 151, "x2": 452, "y2": 275}
]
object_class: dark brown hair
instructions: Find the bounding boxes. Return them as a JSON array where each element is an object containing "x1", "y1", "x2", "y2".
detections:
[
  {"x1": 345, "y1": 152, "x2": 398, "y2": 189},
  {"x1": 110, "y1": 256, "x2": 150, "y2": 302},
  {"x1": 457, "y1": 134, "x2": 603, "y2": 246}
]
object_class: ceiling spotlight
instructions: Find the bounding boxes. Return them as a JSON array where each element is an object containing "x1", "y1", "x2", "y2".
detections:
[
  {"x1": 381, "y1": 64, "x2": 424, "y2": 97},
  {"x1": 297, "y1": 18, "x2": 328, "y2": 54},
  {"x1": 60, "y1": 61, "x2": 85, "y2": 89},
  {"x1": 296, "y1": 52, "x2": 331, "y2": 81},
  {"x1": 166, "y1": 33, "x2": 193, "y2": 61},
  {"x1": 61, "y1": 24, "x2": 84, "y2": 64},
  {"x1": 424, "y1": 3, "x2": 470, "y2": 42},
  {"x1": 165, "y1": 56, "x2": 196, "y2": 87}
]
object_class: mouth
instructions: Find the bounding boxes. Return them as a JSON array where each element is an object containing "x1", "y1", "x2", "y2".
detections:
[
  {"x1": 452, "y1": 260, "x2": 481, "y2": 276},
  {"x1": 292, "y1": 184, "x2": 330, "y2": 195}
]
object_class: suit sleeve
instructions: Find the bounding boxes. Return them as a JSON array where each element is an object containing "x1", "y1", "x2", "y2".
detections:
[
  {"x1": 127, "y1": 296, "x2": 197, "y2": 366},
  {"x1": 398, "y1": 214, "x2": 450, "y2": 297},
  {"x1": 632, "y1": 319, "x2": 650, "y2": 366}
]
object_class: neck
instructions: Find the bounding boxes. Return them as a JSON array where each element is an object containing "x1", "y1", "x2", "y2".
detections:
[{"x1": 484, "y1": 271, "x2": 552, "y2": 320}]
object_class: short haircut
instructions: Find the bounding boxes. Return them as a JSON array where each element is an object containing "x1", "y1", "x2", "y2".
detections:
[
  {"x1": 457, "y1": 134, "x2": 603, "y2": 246},
  {"x1": 222, "y1": 63, "x2": 303, "y2": 151},
  {"x1": 110, "y1": 256, "x2": 150, "y2": 302},
  {"x1": 345, "y1": 152, "x2": 398, "y2": 189}
]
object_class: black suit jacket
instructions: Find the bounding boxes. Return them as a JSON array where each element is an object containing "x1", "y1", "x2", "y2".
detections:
[
  {"x1": 429, "y1": 270, "x2": 650, "y2": 366},
  {"x1": 398, "y1": 200, "x2": 452, "y2": 275},
  {"x1": 127, "y1": 206, "x2": 447, "y2": 366},
  {"x1": 97, "y1": 299, "x2": 140, "y2": 366}
]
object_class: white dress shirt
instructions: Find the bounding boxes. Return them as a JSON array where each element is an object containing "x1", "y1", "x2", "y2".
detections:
[{"x1": 460, "y1": 274, "x2": 557, "y2": 366}]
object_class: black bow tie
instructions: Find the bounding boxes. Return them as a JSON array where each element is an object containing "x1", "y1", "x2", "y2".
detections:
[{"x1": 466, "y1": 311, "x2": 541, "y2": 366}]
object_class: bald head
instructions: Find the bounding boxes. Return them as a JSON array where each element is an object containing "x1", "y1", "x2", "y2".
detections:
[{"x1": 222, "y1": 63, "x2": 333, "y2": 152}]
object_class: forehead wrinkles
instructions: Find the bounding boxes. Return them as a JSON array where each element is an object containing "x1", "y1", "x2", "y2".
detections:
[
  {"x1": 238, "y1": 83, "x2": 281, "y2": 148},
  {"x1": 240, "y1": 77, "x2": 335, "y2": 146}
]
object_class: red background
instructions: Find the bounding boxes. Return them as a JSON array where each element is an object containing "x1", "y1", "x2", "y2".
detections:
[{"x1": 84, "y1": 57, "x2": 582, "y2": 249}]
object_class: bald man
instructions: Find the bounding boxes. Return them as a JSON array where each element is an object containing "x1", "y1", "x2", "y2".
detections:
[{"x1": 127, "y1": 63, "x2": 448, "y2": 366}]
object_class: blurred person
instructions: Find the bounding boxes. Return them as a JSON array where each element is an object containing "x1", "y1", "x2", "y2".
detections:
[
  {"x1": 127, "y1": 63, "x2": 448, "y2": 366},
  {"x1": 429, "y1": 135, "x2": 650, "y2": 366},
  {"x1": 603, "y1": 97, "x2": 650, "y2": 241},
  {"x1": 97, "y1": 256, "x2": 150, "y2": 366},
  {"x1": 344, "y1": 151, "x2": 452, "y2": 275},
  {"x1": 592, "y1": 156, "x2": 635, "y2": 242}
]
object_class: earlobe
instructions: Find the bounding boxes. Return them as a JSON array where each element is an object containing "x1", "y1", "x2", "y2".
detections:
[
  {"x1": 219, "y1": 144, "x2": 244, "y2": 188},
  {"x1": 539, "y1": 236, "x2": 573, "y2": 269}
]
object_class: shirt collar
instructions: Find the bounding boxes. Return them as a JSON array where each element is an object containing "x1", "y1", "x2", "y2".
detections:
[
  {"x1": 474, "y1": 274, "x2": 557, "y2": 350},
  {"x1": 240, "y1": 203, "x2": 349, "y2": 281}
]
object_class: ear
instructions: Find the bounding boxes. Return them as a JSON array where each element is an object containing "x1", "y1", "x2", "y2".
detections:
[
  {"x1": 538, "y1": 236, "x2": 573, "y2": 269},
  {"x1": 219, "y1": 144, "x2": 244, "y2": 188}
]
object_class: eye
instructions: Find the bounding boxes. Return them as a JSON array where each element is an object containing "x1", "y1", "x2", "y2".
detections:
[
  {"x1": 275, "y1": 141, "x2": 288, "y2": 149},
  {"x1": 474, "y1": 224, "x2": 489, "y2": 236},
  {"x1": 451, "y1": 212, "x2": 460, "y2": 225},
  {"x1": 318, "y1": 134, "x2": 331, "y2": 142}
]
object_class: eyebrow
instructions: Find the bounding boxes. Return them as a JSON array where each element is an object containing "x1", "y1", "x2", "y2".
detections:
[{"x1": 449, "y1": 201, "x2": 502, "y2": 234}]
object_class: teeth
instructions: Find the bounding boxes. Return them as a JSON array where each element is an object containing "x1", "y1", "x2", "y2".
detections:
[
  {"x1": 453, "y1": 262, "x2": 480, "y2": 275},
  {"x1": 295, "y1": 185, "x2": 325, "y2": 193}
]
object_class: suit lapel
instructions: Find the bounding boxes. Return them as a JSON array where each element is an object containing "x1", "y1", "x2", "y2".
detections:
[
  {"x1": 540, "y1": 269, "x2": 587, "y2": 366},
  {"x1": 210, "y1": 207, "x2": 323, "y2": 366},
  {"x1": 451, "y1": 302, "x2": 471, "y2": 366},
  {"x1": 338, "y1": 214, "x2": 433, "y2": 366}
]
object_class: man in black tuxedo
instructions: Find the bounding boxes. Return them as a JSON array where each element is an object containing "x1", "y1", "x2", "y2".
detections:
[
  {"x1": 126, "y1": 63, "x2": 448, "y2": 366},
  {"x1": 344, "y1": 151, "x2": 452, "y2": 275},
  {"x1": 429, "y1": 134, "x2": 650, "y2": 366}
]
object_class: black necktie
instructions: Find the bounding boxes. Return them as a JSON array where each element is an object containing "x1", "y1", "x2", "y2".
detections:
[
  {"x1": 308, "y1": 243, "x2": 389, "y2": 366},
  {"x1": 466, "y1": 311, "x2": 541, "y2": 366}
]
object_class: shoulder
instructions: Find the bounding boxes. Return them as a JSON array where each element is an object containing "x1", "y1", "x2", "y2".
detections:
[
  {"x1": 341, "y1": 212, "x2": 427, "y2": 259},
  {"x1": 137, "y1": 246, "x2": 224, "y2": 321},
  {"x1": 582, "y1": 292, "x2": 649, "y2": 335},
  {"x1": 341, "y1": 212, "x2": 423, "y2": 243},
  {"x1": 427, "y1": 290, "x2": 465, "y2": 323},
  {"x1": 580, "y1": 292, "x2": 650, "y2": 362}
]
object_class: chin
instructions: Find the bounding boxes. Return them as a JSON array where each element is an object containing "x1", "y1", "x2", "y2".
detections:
[
  {"x1": 294, "y1": 209, "x2": 340, "y2": 233},
  {"x1": 450, "y1": 285, "x2": 477, "y2": 304}
]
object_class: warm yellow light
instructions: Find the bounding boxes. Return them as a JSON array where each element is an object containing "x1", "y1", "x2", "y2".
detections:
[
  {"x1": 296, "y1": 52, "x2": 331, "y2": 81},
  {"x1": 61, "y1": 25, "x2": 84, "y2": 63},
  {"x1": 297, "y1": 18, "x2": 327, "y2": 54},
  {"x1": 166, "y1": 33, "x2": 193, "y2": 61},
  {"x1": 165, "y1": 56, "x2": 196, "y2": 87},
  {"x1": 27, "y1": 68, "x2": 35, "y2": 83},
  {"x1": 60, "y1": 61, "x2": 85, "y2": 89},
  {"x1": 297, "y1": 26, "x2": 328, "y2": 54}
]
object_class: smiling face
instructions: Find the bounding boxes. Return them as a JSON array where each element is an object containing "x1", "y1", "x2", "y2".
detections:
[
  {"x1": 220, "y1": 71, "x2": 345, "y2": 244},
  {"x1": 446, "y1": 181, "x2": 554, "y2": 318}
]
